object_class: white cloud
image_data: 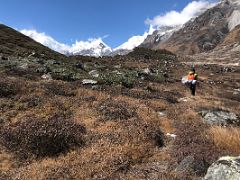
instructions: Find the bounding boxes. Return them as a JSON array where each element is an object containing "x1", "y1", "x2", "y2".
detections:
[
  {"x1": 115, "y1": 25, "x2": 155, "y2": 50},
  {"x1": 20, "y1": 29, "x2": 70, "y2": 54},
  {"x1": 145, "y1": 0, "x2": 216, "y2": 28},
  {"x1": 20, "y1": 29, "x2": 111, "y2": 56}
]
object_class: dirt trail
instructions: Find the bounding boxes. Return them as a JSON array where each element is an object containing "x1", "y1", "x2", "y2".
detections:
[{"x1": 183, "y1": 61, "x2": 240, "y2": 67}]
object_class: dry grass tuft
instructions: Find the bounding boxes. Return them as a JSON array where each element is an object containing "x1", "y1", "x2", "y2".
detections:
[{"x1": 208, "y1": 126, "x2": 240, "y2": 155}]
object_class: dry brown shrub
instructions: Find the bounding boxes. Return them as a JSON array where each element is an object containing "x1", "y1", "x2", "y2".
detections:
[
  {"x1": 37, "y1": 99, "x2": 73, "y2": 119},
  {"x1": 0, "y1": 78, "x2": 21, "y2": 98},
  {"x1": 208, "y1": 126, "x2": 240, "y2": 155},
  {"x1": 43, "y1": 81, "x2": 76, "y2": 97},
  {"x1": 96, "y1": 99, "x2": 137, "y2": 121},
  {"x1": 0, "y1": 118, "x2": 86, "y2": 159}
]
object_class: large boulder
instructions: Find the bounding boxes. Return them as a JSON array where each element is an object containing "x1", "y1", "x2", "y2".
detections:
[
  {"x1": 199, "y1": 110, "x2": 239, "y2": 126},
  {"x1": 82, "y1": 79, "x2": 98, "y2": 85},
  {"x1": 204, "y1": 156, "x2": 240, "y2": 180}
]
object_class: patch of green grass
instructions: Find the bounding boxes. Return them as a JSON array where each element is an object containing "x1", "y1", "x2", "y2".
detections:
[{"x1": 98, "y1": 71, "x2": 138, "y2": 88}]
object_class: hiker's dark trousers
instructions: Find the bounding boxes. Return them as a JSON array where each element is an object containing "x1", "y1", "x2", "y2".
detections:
[
  {"x1": 186, "y1": 80, "x2": 197, "y2": 96},
  {"x1": 190, "y1": 83, "x2": 196, "y2": 96}
]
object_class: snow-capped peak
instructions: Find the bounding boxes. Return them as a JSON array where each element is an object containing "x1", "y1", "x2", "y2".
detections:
[{"x1": 70, "y1": 38, "x2": 112, "y2": 57}]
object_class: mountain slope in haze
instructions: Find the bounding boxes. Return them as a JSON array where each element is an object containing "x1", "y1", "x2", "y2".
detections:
[
  {"x1": 188, "y1": 25, "x2": 240, "y2": 65},
  {"x1": 0, "y1": 24, "x2": 66, "y2": 60},
  {"x1": 141, "y1": 0, "x2": 240, "y2": 55},
  {"x1": 220, "y1": 24, "x2": 240, "y2": 46}
]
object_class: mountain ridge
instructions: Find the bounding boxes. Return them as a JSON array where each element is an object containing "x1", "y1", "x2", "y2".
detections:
[{"x1": 141, "y1": 0, "x2": 240, "y2": 55}]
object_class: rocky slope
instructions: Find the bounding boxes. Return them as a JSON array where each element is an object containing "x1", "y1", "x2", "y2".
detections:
[
  {"x1": 141, "y1": 0, "x2": 240, "y2": 55},
  {"x1": 140, "y1": 26, "x2": 180, "y2": 49},
  {"x1": 185, "y1": 25, "x2": 240, "y2": 65},
  {"x1": 219, "y1": 24, "x2": 240, "y2": 46}
]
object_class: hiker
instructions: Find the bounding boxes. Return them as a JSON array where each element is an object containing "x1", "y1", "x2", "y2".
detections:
[
  {"x1": 187, "y1": 68, "x2": 198, "y2": 96},
  {"x1": 181, "y1": 68, "x2": 198, "y2": 96}
]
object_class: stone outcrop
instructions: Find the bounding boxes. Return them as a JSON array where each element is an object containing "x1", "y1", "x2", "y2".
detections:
[{"x1": 204, "y1": 156, "x2": 240, "y2": 180}]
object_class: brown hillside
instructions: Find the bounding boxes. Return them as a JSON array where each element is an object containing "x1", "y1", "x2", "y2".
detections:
[{"x1": 0, "y1": 24, "x2": 66, "y2": 60}]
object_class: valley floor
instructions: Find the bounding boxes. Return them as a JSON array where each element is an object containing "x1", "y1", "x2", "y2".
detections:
[{"x1": 0, "y1": 55, "x2": 239, "y2": 179}]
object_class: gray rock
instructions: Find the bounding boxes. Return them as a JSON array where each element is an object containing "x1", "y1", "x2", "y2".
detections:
[
  {"x1": 89, "y1": 70, "x2": 99, "y2": 78},
  {"x1": 91, "y1": 85, "x2": 100, "y2": 90},
  {"x1": 47, "y1": 59, "x2": 60, "y2": 65},
  {"x1": 28, "y1": 51, "x2": 36, "y2": 57},
  {"x1": 158, "y1": 111, "x2": 166, "y2": 117},
  {"x1": 18, "y1": 62, "x2": 28, "y2": 70},
  {"x1": 204, "y1": 156, "x2": 240, "y2": 180},
  {"x1": 36, "y1": 66, "x2": 48, "y2": 74},
  {"x1": 41, "y1": 73, "x2": 52, "y2": 80},
  {"x1": 166, "y1": 133, "x2": 177, "y2": 139},
  {"x1": 199, "y1": 110, "x2": 239, "y2": 126},
  {"x1": 75, "y1": 62, "x2": 84, "y2": 69},
  {"x1": 111, "y1": 70, "x2": 123, "y2": 75},
  {"x1": 82, "y1": 79, "x2": 98, "y2": 85},
  {"x1": 142, "y1": 68, "x2": 152, "y2": 75},
  {"x1": 203, "y1": 42, "x2": 215, "y2": 51},
  {"x1": 114, "y1": 65, "x2": 121, "y2": 69}
]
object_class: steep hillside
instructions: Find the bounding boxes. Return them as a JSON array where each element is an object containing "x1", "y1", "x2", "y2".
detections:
[
  {"x1": 141, "y1": 0, "x2": 240, "y2": 55},
  {"x1": 140, "y1": 26, "x2": 180, "y2": 49},
  {"x1": 220, "y1": 24, "x2": 240, "y2": 46},
  {"x1": 0, "y1": 24, "x2": 66, "y2": 60},
  {"x1": 186, "y1": 25, "x2": 240, "y2": 65}
]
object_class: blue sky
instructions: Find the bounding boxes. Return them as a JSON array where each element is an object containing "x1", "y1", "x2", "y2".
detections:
[{"x1": 0, "y1": 0, "x2": 217, "y2": 50}]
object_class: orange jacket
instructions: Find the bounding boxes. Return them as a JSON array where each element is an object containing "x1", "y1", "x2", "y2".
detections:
[
  {"x1": 188, "y1": 72, "x2": 198, "y2": 80},
  {"x1": 188, "y1": 74, "x2": 194, "y2": 80}
]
